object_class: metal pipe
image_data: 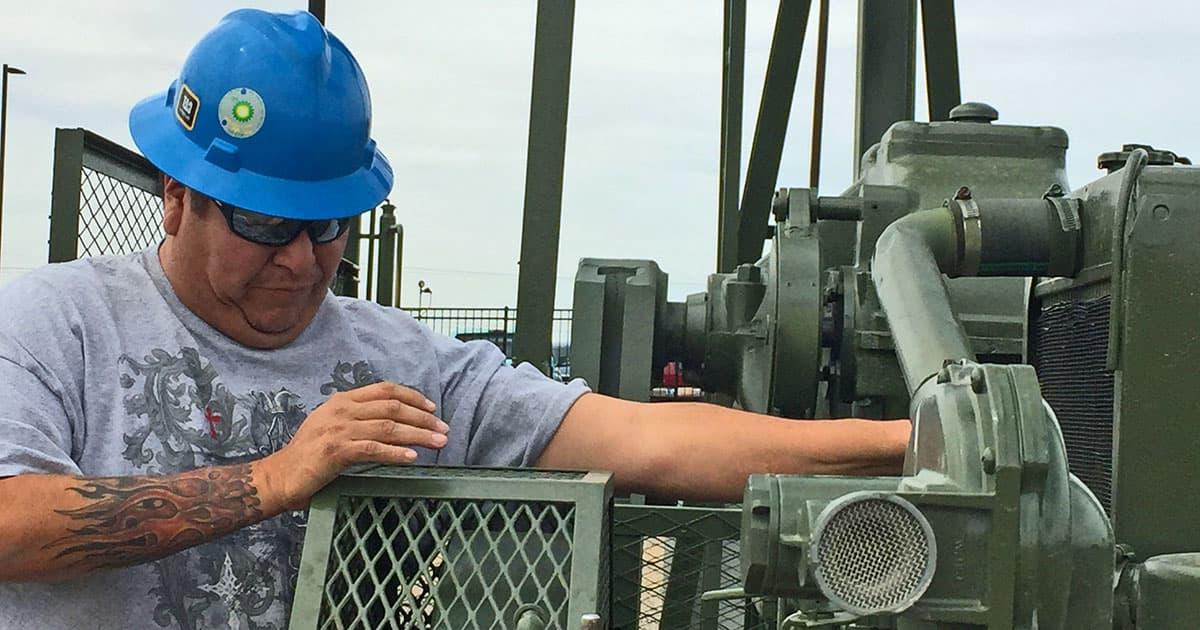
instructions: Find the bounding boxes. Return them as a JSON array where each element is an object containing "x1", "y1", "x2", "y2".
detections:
[
  {"x1": 872, "y1": 207, "x2": 972, "y2": 394},
  {"x1": 1, "y1": 64, "x2": 26, "y2": 267},
  {"x1": 1106, "y1": 147, "x2": 1149, "y2": 370},
  {"x1": 809, "y1": 0, "x2": 830, "y2": 188},
  {"x1": 717, "y1": 0, "x2": 745, "y2": 273}
]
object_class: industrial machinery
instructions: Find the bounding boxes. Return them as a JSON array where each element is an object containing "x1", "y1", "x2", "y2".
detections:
[{"x1": 571, "y1": 103, "x2": 1200, "y2": 627}]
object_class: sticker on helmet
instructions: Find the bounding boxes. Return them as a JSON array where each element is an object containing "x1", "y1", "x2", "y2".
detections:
[
  {"x1": 218, "y1": 87, "x2": 266, "y2": 139},
  {"x1": 175, "y1": 84, "x2": 199, "y2": 131}
]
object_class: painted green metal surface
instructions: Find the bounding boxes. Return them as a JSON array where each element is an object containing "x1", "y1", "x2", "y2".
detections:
[
  {"x1": 918, "y1": 0, "x2": 961, "y2": 122},
  {"x1": 735, "y1": 0, "x2": 813, "y2": 267},
  {"x1": 853, "y1": 0, "x2": 916, "y2": 178},
  {"x1": 717, "y1": 0, "x2": 746, "y2": 275},
  {"x1": 513, "y1": 0, "x2": 575, "y2": 375},
  {"x1": 1109, "y1": 166, "x2": 1200, "y2": 559}
]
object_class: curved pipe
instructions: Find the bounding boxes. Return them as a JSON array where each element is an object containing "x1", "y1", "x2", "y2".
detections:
[{"x1": 871, "y1": 207, "x2": 974, "y2": 395}]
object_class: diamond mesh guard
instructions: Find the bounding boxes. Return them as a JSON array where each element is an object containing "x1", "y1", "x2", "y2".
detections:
[
  {"x1": 77, "y1": 166, "x2": 163, "y2": 257},
  {"x1": 292, "y1": 467, "x2": 610, "y2": 630},
  {"x1": 810, "y1": 493, "x2": 935, "y2": 616},
  {"x1": 320, "y1": 496, "x2": 575, "y2": 629}
]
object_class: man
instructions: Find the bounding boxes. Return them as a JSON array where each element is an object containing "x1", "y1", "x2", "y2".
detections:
[{"x1": 0, "y1": 9, "x2": 909, "y2": 629}]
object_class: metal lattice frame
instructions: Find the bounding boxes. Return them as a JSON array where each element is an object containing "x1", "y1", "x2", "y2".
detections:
[
  {"x1": 291, "y1": 466, "x2": 611, "y2": 630},
  {"x1": 612, "y1": 504, "x2": 772, "y2": 630},
  {"x1": 49, "y1": 128, "x2": 163, "y2": 262}
]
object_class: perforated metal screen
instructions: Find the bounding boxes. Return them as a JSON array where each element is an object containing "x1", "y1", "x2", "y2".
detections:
[
  {"x1": 612, "y1": 505, "x2": 771, "y2": 630},
  {"x1": 291, "y1": 466, "x2": 611, "y2": 630}
]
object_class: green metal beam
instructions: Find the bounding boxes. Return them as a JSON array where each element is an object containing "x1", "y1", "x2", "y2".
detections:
[
  {"x1": 920, "y1": 0, "x2": 961, "y2": 121},
  {"x1": 853, "y1": 0, "x2": 916, "y2": 177},
  {"x1": 717, "y1": 0, "x2": 746, "y2": 274},
  {"x1": 513, "y1": 0, "x2": 575, "y2": 374},
  {"x1": 735, "y1": 0, "x2": 813, "y2": 266},
  {"x1": 48, "y1": 128, "x2": 86, "y2": 263}
]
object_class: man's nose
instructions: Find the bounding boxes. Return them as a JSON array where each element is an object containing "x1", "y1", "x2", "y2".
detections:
[{"x1": 271, "y1": 230, "x2": 319, "y2": 274}]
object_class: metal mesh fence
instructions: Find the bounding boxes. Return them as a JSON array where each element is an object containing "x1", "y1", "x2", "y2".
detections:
[
  {"x1": 76, "y1": 166, "x2": 164, "y2": 257},
  {"x1": 50, "y1": 128, "x2": 165, "y2": 262},
  {"x1": 612, "y1": 505, "x2": 771, "y2": 630},
  {"x1": 403, "y1": 307, "x2": 574, "y2": 379}
]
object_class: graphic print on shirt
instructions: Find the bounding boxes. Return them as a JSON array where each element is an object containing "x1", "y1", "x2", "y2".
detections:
[{"x1": 118, "y1": 348, "x2": 380, "y2": 630}]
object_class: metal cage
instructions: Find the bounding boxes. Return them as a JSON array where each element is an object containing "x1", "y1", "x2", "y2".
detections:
[{"x1": 290, "y1": 466, "x2": 612, "y2": 630}]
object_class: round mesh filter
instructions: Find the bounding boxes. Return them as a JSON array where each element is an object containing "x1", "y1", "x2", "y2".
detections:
[{"x1": 810, "y1": 492, "x2": 936, "y2": 615}]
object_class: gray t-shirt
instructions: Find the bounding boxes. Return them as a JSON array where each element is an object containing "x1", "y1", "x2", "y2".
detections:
[{"x1": 0, "y1": 247, "x2": 589, "y2": 629}]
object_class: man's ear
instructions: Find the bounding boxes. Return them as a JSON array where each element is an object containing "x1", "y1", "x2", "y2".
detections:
[{"x1": 162, "y1": 175, "x2": 186, "y2": 236}]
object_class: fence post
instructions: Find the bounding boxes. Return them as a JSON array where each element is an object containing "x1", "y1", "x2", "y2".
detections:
[
  {"x1": 48, "y1": 128, "x2": 85, "y2": 262},
  {"x1": 376, "y1": 201, "x2": 397, "y2": 307},
  {"x1": 503, "y1": 306, "x2": 511, "y2": 356}
]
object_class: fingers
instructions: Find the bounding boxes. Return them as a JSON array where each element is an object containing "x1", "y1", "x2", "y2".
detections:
[
  {"x1": 345, "y1": 381, "x2": 436, "y2": 412},
  {"x1": 352, "y1": 399, "x2": 448, "y2": 434},
  {"x1": 347, "y1": 441, "x2": 420, "y2": 465},
  {"x1": 350, "y1": 420, "x2": 448, "y2": 450}
]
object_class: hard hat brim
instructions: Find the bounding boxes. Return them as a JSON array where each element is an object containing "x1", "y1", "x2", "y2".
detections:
[{"x1": 129, "y1": 90, "x2": 393, "y2": 221}]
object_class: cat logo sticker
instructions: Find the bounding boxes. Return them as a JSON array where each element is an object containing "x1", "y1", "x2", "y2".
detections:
[{"x1": 175, "y1": 83, "x2": 199, "y2": 131}]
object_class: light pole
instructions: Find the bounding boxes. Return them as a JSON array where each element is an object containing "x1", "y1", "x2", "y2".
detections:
[
  {"x1": 417, "y1": 280, "x2": 433, "y2": 309},
  {"x1": 1, "y1": 64, "x2": 26, "y2": 267}
]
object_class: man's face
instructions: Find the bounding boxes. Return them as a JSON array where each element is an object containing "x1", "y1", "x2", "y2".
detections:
[{"x1": 158, "y1": 177, "x2": 347, "y2": 349}]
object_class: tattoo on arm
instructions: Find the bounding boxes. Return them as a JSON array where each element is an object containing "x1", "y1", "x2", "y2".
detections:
[{"x1": 42, "y1": 464, "x2": 264, "y2": 570}]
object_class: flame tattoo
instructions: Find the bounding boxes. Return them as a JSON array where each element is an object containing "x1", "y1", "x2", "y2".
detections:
[{"x1": 43, "y1": 464, "x2": 264, "y2": 570}]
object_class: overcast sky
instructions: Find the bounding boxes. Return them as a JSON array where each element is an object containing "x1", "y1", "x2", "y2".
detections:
[{"x1": 0, "y1": 1, "x2": 1196, "y2": 307}]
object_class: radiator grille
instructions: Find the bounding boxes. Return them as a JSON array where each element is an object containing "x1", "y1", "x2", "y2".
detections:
[{"x1": 1030, "y1": 294, "x2": 1115, "y2": 511}]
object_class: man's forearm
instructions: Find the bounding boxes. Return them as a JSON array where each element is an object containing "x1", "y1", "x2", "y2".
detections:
[
  {"x1": 537, "y1": 394, "x2": 911, "y2": 503},
  {"x1": 0, "y1": 462, "x2": 285, "y2": 582},
  {"x1": 627, "y1": 402, "x2": 910, "y2": 502}
]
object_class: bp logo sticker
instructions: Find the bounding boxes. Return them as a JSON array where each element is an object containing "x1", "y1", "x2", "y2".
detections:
[{"x1": 219, "y1": 87, "x2": 266, "y2": 139}]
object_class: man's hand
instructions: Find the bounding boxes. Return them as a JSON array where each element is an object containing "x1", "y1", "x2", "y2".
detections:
[{"x1": 259, "y1": 381, "x2": 449, "y2": 511}]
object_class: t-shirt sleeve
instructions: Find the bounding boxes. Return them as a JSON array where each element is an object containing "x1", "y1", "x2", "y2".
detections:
[
  {"x1": 0, "y1": 348, "x2": 81, "y2": 478},
  {"x1": 430, "y1": 332, "x2": 590, "y2": 467}
]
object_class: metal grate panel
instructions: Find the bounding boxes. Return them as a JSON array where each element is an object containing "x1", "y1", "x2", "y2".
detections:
[
  {"x1": 77, "y1": 166, "x2": 164, "y2": 257},
  {"x1": 1031, "y1": 294, "x2": 1115, "y2": 511},
  {"x1": 292, "y1": 466, "x2": 611, "y2": 630},
  {"x1": 612, "y1": 504, "x2": 771, "y2": 630},
  {"x1": 321, "y1": 496, "x2": 576, "y2": 629}
]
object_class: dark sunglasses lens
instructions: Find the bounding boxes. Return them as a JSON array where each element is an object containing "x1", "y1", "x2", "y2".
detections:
[
  {"x1": 309, "y1": 219, "x2": 350, "y2": 244},
  {"x1": 229, "y1": 209, "x2": 303, "y2": 245}
]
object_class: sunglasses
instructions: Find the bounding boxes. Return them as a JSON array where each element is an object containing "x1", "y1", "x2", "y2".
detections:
[{"x1": 215, "y1": 199, "x2": 352, "y2": 246}]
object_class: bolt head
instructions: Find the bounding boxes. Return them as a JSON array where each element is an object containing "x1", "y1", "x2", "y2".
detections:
[{"x1": 970, "y1": 368, "x2": 987, "y2": 393}]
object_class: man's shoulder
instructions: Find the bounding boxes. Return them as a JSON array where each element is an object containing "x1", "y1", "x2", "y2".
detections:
[
  {"x1": 0, "y1": 253, "x2": 149, "y2": 330},
  {"x1": 329, "y1": 297, "x2": 430, "y2": 341}
]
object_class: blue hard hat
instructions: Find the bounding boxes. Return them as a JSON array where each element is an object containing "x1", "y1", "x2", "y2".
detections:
[{"x1": 129, "y1": 9, "x2": 392, "y2": 220}]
